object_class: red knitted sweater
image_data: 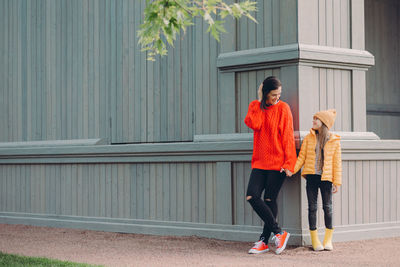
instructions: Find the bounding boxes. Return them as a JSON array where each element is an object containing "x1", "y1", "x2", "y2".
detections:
[{"x1": 244, "y1": 100, "x2": 296, "y2": 172}]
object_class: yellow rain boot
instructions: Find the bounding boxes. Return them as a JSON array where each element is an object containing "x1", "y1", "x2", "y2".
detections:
[
  {"x1": 309, "y1": 230, "x2": 324, "y2": 251},
  {"x1": 323, "y1": 228, "x2": 334, "y2": 251}
]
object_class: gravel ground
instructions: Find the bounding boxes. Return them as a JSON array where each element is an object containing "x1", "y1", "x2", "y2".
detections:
[{"x1": 0, "y1": 224, "x2": 399, "y2": 267}]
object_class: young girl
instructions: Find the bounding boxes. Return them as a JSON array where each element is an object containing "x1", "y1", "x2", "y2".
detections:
[{"x1": 293, "y1": 109, "x2": 342, "y2": 251}]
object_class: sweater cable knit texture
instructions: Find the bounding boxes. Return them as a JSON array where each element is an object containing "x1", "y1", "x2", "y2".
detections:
[{"x1": 244, "y1": 100, "x2": 297, "y2": 172}]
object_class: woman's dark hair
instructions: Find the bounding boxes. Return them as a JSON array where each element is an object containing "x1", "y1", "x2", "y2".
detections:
[{"x1": 260, "y1": 76, "x2": 282, "y2": 110}]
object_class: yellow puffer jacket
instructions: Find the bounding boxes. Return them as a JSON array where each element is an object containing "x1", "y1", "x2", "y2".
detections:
[{"x1": 294, "y1": 129, "x2": 342, "y2": 186}]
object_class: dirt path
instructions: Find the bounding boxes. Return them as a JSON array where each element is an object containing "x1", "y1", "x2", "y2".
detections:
[{"x1": 0, "y1": 224, "x2": 398, "y2": 267}]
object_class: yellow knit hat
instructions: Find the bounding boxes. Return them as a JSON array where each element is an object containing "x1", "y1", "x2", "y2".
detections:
[{"x1": 314, "y1": 109, "x2": 337, "y2": 129}]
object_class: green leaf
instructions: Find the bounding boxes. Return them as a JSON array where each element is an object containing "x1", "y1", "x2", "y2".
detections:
[{"x1": 138, "y1": 0, "x2": 258, "y2": 60}]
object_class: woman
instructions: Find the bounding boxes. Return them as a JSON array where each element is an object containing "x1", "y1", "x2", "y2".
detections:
[{"x1": 245, "y1": 76, "x2": 296, "y2": 255}]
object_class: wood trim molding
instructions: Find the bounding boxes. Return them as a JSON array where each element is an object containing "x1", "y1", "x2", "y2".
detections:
[
  {"x1": 194, "y1": 132, "x2": 380, "y2": 142},
  {"x1": 367, "y1": 104, "x2": 400, "y2": 116},
  {"x1": 217, "y1": 43, "x2": 374, "y2": 72},
  {"x1": 1, "y1": 212, "x2": 399, "y2": 244},
  {"x1": 0, "y1": 212, "x2": 302, "y2": 244},
  {"x1": 0, "y1": 138, "x2": 107, "y2": 148},
  {"x1": 0, "y1": 134, "x2": 399, "y2": 164}
]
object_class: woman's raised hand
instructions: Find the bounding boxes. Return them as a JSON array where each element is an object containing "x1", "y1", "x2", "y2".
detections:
[{"x1": 257, "y1": 83, "x2": 263, "y2": 102}]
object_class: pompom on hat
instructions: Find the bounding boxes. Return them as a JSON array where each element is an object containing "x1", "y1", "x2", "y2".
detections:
[{"x1": 314, "y1": 109, "x2": 337, "y2": 129}]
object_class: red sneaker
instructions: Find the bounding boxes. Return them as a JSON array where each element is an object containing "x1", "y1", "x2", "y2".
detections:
[
  {"x1": 248, "y1": 239, "x2": 269, "y2": 254},
  {"x1": 271, "y1": 231, "x2": 290, "y2": 255}
]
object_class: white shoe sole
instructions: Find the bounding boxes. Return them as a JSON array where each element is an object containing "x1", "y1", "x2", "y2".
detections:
[
  {"x1": 274, "y1": 232, "x2": 290, "y2": 255},
  {"x1": 313, "y1": 246, "x2": 324, "y2": 251},
  {"x1": 248, "y1": 248, "x2": 270, "y2": 254}
]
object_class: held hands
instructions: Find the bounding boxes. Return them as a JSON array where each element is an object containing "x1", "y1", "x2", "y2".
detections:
[
  {"x1": 280, "y1": 168, "x2": 293, "y2": 177},
  {"x1": 279, "y1": 167, "x2": 338, "y2": 192}
]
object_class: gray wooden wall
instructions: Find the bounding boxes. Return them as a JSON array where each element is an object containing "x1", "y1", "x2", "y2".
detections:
[
  {"x1": 365, "y1": 0, "x2": 400, "y2": 139},
  {"x1": 337, "y1": 160, "x2": 400, "y2": 225},
  {"x1": 299, "y1": 0, "x2": 351, "y2": 48},
  {"x1": 0, "y1": 0, "x2": 196, "y2": 143},
  {"x1": 0, "y1": 163, "x2": 218, "y2": 223},
  {"x1": 0, "y1": 0, "x2": 298, "y2": 143},
  {"x1": 237, "y1": 0, "x2": 297, "y2": 50},
  {"x1": 1, "y1": 0, "x2": 110, "y2": 142},
  {"x1": 0, "y1": 161, "x2": 300, "y2": 228},
  {"x1": 307, "y1": 68, "x2": 352, "y2": 131},
  {"x1": 296, "y1": 0, "x2": 371, "y2": 133},
  {"x1": 1, "y1": 0, "x2": 400, "y2": 245},
  {"x1": 0, "y1": 140, "x2": 399, "y2": 243},
  {"x1": 8, "y1": 159, "x2": 398, "y2": 232}
]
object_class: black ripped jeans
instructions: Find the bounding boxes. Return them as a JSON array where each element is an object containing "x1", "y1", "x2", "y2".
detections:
[
  {"x1": 306, "y1": 174, "x2": 333, "y2": 230},
  {"x1": 246, "y1": 169, "x2": 286, "y2": 241}
]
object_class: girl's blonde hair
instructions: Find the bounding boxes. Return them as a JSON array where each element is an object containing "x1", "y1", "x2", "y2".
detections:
[{"x1": 316, "y1": 123, "x2": 330, "y2": 170}]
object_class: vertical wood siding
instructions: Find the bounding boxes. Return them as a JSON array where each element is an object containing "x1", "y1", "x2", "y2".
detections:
[
  {"x1": 113, "y1": 0, "x2": 196, "y2": 143},
  {"x1": 299, "y1": 0, "x2": 351, "y2": 48},
  {"x1": 312, "y1": 68, "x2": 352, "y2": 131},
  {"x1": 232, "y1": 162, "x2": 262, "y2": 226},
  {"x1": 0, "y1": 0, "x2": 110, "y2": 142},
  {"x1": 0, "y1": 162, "x2": 217, "y2": 224},
  {"x1": 0, "y1": 0, "x2": 198, "y2": 143},
  {"x1": 365, "y1": 0, "x2": 400, "y2": 139},
  {"x1": 193, "y1": 17, "x2": 220, "y2": 136},
  {"x1": 236, "y1": 0, "x2": 297, "y2": 50},
  {"x1": 328, "y1": 160, "x2": 400, "y2": 227},
  {"x1": 0, "y1": 0, "x2": 280, "y2": 143},
  {"x1": 318, "y1": 0, "x2": 351, "y2": 48}
]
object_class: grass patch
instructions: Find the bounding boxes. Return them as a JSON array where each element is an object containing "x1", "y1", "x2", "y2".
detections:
[{"x1": 0, "y1": 251, "x2": 102, "y2": 267}]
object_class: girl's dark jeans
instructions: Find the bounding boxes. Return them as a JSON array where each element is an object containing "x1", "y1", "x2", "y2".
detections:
[
  {"x1": 306, "y1": 174, "x2": 333, "y2": 230},
  {"x1": 246, "y1": 169, "x2": 286, "y2": 241}
]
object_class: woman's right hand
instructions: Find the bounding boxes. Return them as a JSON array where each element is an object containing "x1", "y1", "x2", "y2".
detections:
[{"x1": 257, "y1": 83, "x2": 263, "y2": 102}]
